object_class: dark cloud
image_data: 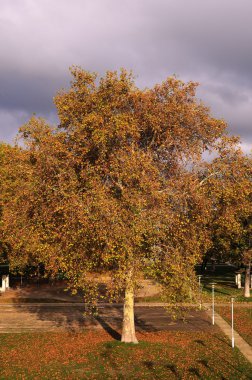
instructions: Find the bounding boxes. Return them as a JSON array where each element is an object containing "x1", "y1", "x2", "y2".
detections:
[
  {"x1": 0, "y1": 71, "x2": 60, "y2": 113},
  {"x1": 0, "y1": 0, "x2": 251, "y2": 152}
]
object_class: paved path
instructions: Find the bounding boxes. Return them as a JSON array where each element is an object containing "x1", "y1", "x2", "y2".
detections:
[
  {"x1": 0, "y1": 303, "x2": 216, "y2": 334},
  {"x1": 204, "y1": 302, "x2": 252, "y2": 308},
  {"x1": 206, "y1": 309, "x2": 252, "y2": 364}
]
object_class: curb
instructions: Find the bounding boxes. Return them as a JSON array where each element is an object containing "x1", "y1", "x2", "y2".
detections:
[{"x1": 206, "y1": 310, "x2": 252, "y2": 364}]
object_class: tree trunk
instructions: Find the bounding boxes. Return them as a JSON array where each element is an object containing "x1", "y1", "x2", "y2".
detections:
[
  {"x1": 244, "y1": 262, "x2": 251, "y2": 298},
  {"x1": 121, "y1": 269, "x2": 138, "y2": 343}
]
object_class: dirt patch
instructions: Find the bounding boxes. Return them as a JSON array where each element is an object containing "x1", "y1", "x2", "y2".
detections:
[{"x1": 0, "y1": 279, "x2": 162, "y2": 304}]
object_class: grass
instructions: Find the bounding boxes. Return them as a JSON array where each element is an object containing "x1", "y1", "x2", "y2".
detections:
[
  {"x1": 216, "y1": 306, "x2": 252, "y2": 347},
  {"x1": 197, "y1": 265, "x2": 252, "y2": 303},
  {"x1": 0, "y1": 330, "x2": 252, "y2": 379}
]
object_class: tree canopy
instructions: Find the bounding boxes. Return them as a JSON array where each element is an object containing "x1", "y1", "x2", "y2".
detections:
[
  {"x1": 201, "y1": 142, "x2": 252, "y2": 295},
  {"x1": 1, "y1": 67, "x2": 250, "y2": 341}
]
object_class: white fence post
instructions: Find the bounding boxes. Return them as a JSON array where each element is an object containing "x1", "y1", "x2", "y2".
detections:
[
  {"x1": 231, "y1": 297, "x2": 235, "y2": 348},
  {"x1": 212, "y1": 284, "x2": 215, "y2": 325},
  {"x1": 6, "y1": 274, "x2": 9, "y2": 289},
  {"x1": 1, "y1": 275, "x2": 6, "y2": 292},
  {"x1": 237, "y1": 273, "x2": 242, "y2": 289}
]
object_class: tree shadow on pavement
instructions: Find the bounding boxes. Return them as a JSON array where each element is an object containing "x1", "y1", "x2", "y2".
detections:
[{"x1": 3, "y1": 286, "x2": 220, "y2": 339}]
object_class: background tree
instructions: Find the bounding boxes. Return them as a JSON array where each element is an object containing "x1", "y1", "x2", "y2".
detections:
[
  {"x1": 0, "y1": 143, "x2": 10, "y2": 264},
  {"x1": 3, "y1": 68, "x2": 229, "y2": 342},
  {"x1": 201, "y1": 142, "x2": 252, "y2": 296},
  {"x1": 0, "y1": 142, "x2": 41, "y2": 274}
]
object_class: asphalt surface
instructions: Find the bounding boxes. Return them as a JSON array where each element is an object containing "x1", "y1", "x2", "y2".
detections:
[{"x1": 0, "y1": 303, "x2": 218, "y2": 334}]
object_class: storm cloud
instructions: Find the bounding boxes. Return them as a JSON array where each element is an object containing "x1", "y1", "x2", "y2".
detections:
[{"x1": 0, "y1": 0, "x2": 252, "y2": 152}]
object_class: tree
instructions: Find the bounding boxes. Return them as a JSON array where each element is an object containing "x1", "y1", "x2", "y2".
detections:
[
  {"x1": 201, "y1": 142, "x2": 252, "y2": 296},
  {"x1": 0, "y1": 143, "x2": 10, "y2": 264},
  {"x1": 3, "y1": 68, "x2": 228, "y2": 342},
  {"x1": 0, "y1": 142, "x2": 41, "y2": 273}
]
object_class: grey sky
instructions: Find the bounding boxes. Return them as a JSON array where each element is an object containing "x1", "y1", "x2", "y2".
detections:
[{"x1": 0, "y1": 0, "x2": 252, "y2": 153}]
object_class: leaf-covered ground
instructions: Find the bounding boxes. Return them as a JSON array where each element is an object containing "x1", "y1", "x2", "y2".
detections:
[
  {"x1": 0, "y1": 330, "x2": 251, "y2": 379},
  {"x1": 217, "y1": 306, "x2": 252, "y2": 346}
]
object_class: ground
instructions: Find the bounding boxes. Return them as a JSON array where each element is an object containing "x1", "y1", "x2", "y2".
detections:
[
  {"x1": 2, "y1": 264, "x2": 251, "y2": 304},
  {"x1": 0, "y1": 330, "x2": 252, "y2": 379},
  {"x1": 217, "y1": 305, "x2": 252, "y2": 346},
  {"x1": 0, "y1": 265, "x2": 252, "y2": 379}
]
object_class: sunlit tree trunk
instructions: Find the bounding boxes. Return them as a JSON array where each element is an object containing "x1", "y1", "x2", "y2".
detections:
[
  {"x1": 244, "y1": 262, "x2": 251, "y2": 298},
  {"x1": 121, "y1": 268, "x2": 138, "y2": 343}
]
